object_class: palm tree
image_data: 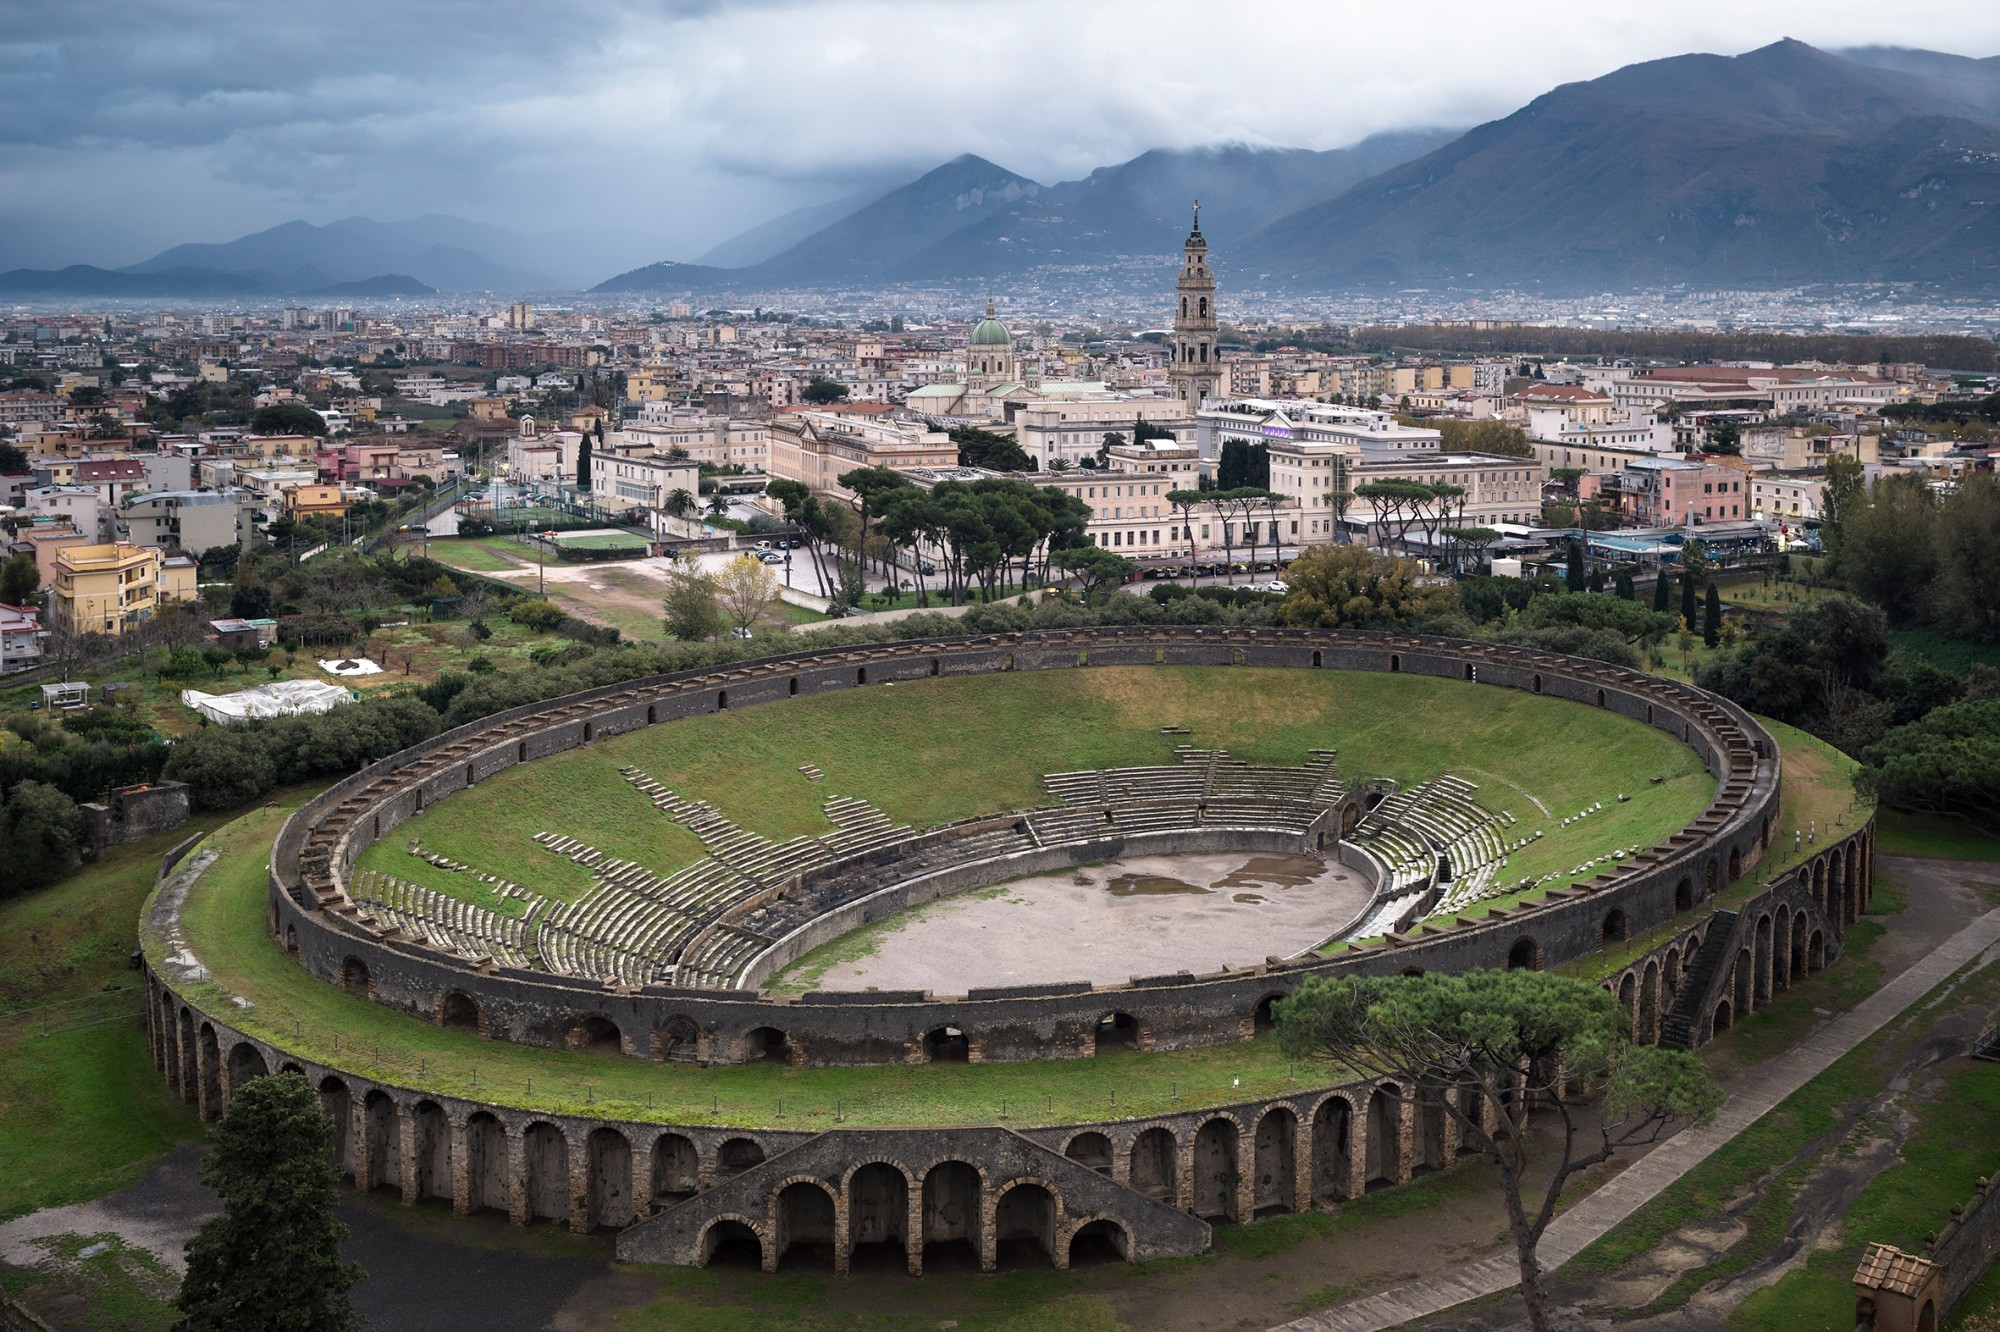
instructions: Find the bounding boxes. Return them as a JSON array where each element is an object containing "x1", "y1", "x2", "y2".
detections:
[{"x1": 663, "y1": 488, "x2": 695, "y2": 519}]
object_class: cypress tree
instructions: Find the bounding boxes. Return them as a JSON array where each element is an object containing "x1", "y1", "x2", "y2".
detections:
[
  {"x1": 1704, "y1": 583, "x2": 1723, "y2": 648},
  {"x1": 174, "y1": 1071, "x2": 362, "y2": 1332},
  {"x1": 1614, "y1": 569, "x2": 1635, "y2": 601},
  {"x1": 1653, "y1": 573, "x2": 1673, "y2": 613},
  {"x1": 576, "y1": 432, "x2": 593, "y2": 491},
  {"x1": 1565, "y1": 540, "x2": 1584, "y2": 588}
]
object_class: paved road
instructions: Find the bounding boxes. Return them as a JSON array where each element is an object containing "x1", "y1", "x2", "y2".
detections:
[{"x1": 1274, "y1": 898, "x2": 2000, "y2": 1332}]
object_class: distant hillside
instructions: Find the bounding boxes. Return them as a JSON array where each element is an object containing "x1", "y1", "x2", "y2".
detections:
[
  {"x1": 1236, "y1": 39, "x2": 2000, "y2": 292},
  {"x1": 302, "y1": 273, "x2": 436, "y2": 297},
  {"x1": 123, "y1": 216, "x2": 556, "y2": 291},
  {"x1": 0, "y1": 264, "x2": 272, "y2": 296},
  {"x1": 894, "y1": 133, "x2": 1455, "y2": 279},
  {"x1": 694, "y1": 174, "x2": 912, "y2": 268}
]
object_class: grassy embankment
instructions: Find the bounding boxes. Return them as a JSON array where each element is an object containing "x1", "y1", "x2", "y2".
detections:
[{"x1": 360, "y1": 667, "x2": 1712, "y2": 920}]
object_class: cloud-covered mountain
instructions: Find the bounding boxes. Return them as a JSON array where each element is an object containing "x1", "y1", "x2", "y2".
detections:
[
  {"x1": 122, "y1": 216, "x2": 555, "y2": 291},
  {"x1": 591, "y1": 137, "x2": 1451, "y2": 293},
  {"x1": 1234, "y1": 40, "x2": 2000, "y2": 292}
]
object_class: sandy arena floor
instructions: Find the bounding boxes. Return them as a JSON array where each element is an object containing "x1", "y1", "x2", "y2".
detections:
[{"x1": 791, "y1": 851, "x2": 1373, "y2": 991}]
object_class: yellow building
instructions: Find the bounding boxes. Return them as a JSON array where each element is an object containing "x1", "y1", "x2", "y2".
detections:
[
  {"x1": 50, "y1": 542, "x2": 191, "y2": 636},
  {"x1": 281, "y1": 484, "x2": 350, "y2": 520}
]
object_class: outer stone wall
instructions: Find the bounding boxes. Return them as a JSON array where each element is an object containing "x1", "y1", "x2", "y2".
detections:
[{"x1": 263, "y1": 628, "x2": 1782, "y2": 1068}]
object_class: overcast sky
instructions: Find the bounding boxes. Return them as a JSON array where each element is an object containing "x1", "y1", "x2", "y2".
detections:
[{"x1": 4, "y1": 0, "x2": 2000, "y2": 272}]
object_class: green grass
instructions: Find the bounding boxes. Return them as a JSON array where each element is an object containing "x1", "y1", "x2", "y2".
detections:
[
  {"x1": 362, "y1": 667, "x2": 1713, "y2": 912},
  {"x1": 425, "y1": 536, "x2": 527, "y2": 572},
  {"x1": 557, "y1": 532, "x2": 650, "y2": 552},
  {"x1": 1874, "y1": 809, "x2": 2000, "y2": 861},
  {"x1": 1889, "y1": 625, "x2": 2000, "y2": 675},
  {"x1": 168, "y1": 802, "x2": 1356, "y2": 1128},
  {"x1": 0, "y1": 1232, "x2": 179, "y2": 1331},
  {"x1": 0, "y1": 819, "x2": 237, "y2": 1220}
]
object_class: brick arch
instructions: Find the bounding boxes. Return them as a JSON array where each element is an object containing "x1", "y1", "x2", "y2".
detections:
[
  {"x1": 696, "y1": 1212, "x2": 768, "y2": 1267},
  {"x1": 1059, "y1": 1211, "x2": 1132, "y2": 1264}
]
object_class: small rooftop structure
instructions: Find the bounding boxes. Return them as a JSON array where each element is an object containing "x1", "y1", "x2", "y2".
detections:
[{"x1": 41, "y1": 681, "x2": 89, "y2": 710}]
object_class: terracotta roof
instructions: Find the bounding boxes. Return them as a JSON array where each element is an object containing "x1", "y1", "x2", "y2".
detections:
[{"x1": 1853, "y1": 1243, "x2": 1934, "y2": 1296}]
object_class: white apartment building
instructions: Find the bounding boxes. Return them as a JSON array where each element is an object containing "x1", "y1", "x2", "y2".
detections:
[
  {"x1": 1013, "y1": 395, "x2": 1192, "y2": 469},
  {"x1": 1750, "y1": 473, "x2": 1825, "y2": 524}
]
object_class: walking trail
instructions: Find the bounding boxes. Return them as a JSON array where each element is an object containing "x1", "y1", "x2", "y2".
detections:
[{"x1": 1273, "y1": 904, "x2": 2000, "y2": 1332}]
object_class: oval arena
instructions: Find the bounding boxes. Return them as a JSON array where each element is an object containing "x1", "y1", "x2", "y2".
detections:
[{"x1": 139, "y1": 626, "x2": 1874, "y2": 1272}]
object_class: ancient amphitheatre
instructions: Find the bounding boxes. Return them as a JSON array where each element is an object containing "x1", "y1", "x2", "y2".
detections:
[{"x1": 138, "y1": 626, "x2": 1875, "y2": 1278}]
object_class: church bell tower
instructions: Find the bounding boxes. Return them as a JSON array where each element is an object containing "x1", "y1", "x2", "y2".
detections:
[{"x1": 1170, "y1": 201, "x2": 1222, "y2": 410}]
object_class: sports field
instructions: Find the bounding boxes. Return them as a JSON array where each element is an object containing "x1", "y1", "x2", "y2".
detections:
[
  {"x1": 357, "y1": 666, "x2": 1715, "y2": 919},
  {"x1": 554, "y1": 530, "x2": 650, "y2": 552}
]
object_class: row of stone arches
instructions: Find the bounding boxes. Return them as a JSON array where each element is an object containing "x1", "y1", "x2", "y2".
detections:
[
  {"x1": 696, "y1": 1163, "x2": 1130, "y2": 1275},
  {"x1": 1712, "y1": 904, "x2": 1829, "y2": 1037}
]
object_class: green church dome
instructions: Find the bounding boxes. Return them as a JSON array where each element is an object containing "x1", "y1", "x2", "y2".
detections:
[{"x1": 969, "y1": 301, "x2": 1011, "y2": 347}]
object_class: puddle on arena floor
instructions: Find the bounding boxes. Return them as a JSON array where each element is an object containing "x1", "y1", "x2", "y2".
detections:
[
  {"x1": 1233, "y1": 892, "x2": 1267, "y2": 904},
  {"x1": 1104, "y1": 873, "x2": 1209, "y2": 896},
  {"x1": 1215, "y1": 854, "x2": 1328, "y2": 892}
]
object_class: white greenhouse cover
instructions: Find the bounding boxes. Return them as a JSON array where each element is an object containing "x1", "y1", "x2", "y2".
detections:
[{"x1": 181, "y1": 678, "x2": 355, "y2": 723}]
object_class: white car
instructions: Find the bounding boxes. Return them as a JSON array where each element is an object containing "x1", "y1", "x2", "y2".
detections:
[
  {"x1": 756, "y1": 551, "x2": 784, "y2": 565},
  {"x1": 1264, "y1": 579, "x2": 1290, "y2": 594}
]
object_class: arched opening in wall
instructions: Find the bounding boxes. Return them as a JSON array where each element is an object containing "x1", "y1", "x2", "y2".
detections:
[
  {"x1": 654, "y1": 1015, "x2": 700, "y2": 1062},
  {"x1": 1312, "y1": 650, "x2": 1323, "y2": 668},
  {"x1": 1389, "y1": 653, "x2": 1401, "y2": 673},
  {"x1": 226, "y1": 1042, "x2": 268, "y2": 1093},
  {"x1": 372, "y1": 814, "x2": 380, "y2": 839},
  {"x1": 586, "y1": 1128, "x2": 632, "y2": 1232},
  {"x1": 1068, "y1": 1218, "x2": 1129, "y2": 1266},
  {"x1": 198, "y1": 1025, "x2": 221, "y2": 1118},
  {"x1": 1618, "y1": 973, "x2": 1638, "y2": 1035},
  {"x1": 928, "y1": 657, "x2": 942, "y2": 678},
  {"x1": 1808, "y1": 930, "x2": 1826, "y2": 973},
  {"x1": 278, "y1": 1062, "x2": 304, "y2": 1077},
  {"x1": 1532, "y1": 673, "x2": 1543, "y2": 694},
  {"x1": 1193, "y1": 1118, "x2": 1239, "y2": 1222},
  {"x1": 1366, "y1": 1085, "x2": 1403, "y2": 1190},
  {"x1": 571, "y1": 1014, "x2": 622, "y2": 1055},
  {"x1": 1920, "y1": 1298, "x2": 1938, "y2": 1332},
  {"x1": 1646, "y1": 703, "x2": 1655, "y2": 725},
  {"x1": 1312, "y1": 1097, "x2": 1352, "y2": 1201},
  {"x1": 319, "y1": 1077, "x2": 353, "y2": 1180},
  {"x1": 284, "y1": 925, "x2": 298, "y2": 956},
  {"x1": 1002, "y1": 653, "x2": 1014, "y2": 671},
  {"x1": 787, "y1": 677, "x2": 799, "y2": 697},
  {"x1": 924, "y1": 1026, "x2": 969, "y2": 1063},
  {"x1": 1253, "y1": 993, "x2": 1284, "y2": 1036},
  {"x1": 582, "y1": 721, "x2": 594, "y2": 743},
  {"x1": 176, "y1": 1010, "x2": 197, "y2": 1107},
  {"x1": 1755, "y1": 915, "x2": 1774, "y2": 1002},
  {"x1": 1064, "y1": 1132, "x2": 1113, "y2": 1175},
  {"x1": 1596, "y1": 688, "x2": 1607, "y2": 708},
  {"x1": 647, "y1": 703, "x2": 657, "y2": 724},
  {"x1": 340, "y1": 957, "x2": 371, "y2": 997},
  {"x1": 717, "y1": 1138, "x2": 764, "y2": 1179},
  {"x1": 922, "y1": 1161, "x2": 982, "y2": 1270},
  {"x1": 993, "y1": 1183, "x2": 1057, "y2": 1270},
  {"x1": 1130, "y1": 1128, "x2": 1176, "y2": 1202},
  {"x1": 517, "y1": 740, "x2": 528, "y2": 763},
  {"x1": 522, "y1": 1122, "x2": 568, "y2": 1223},
  {"x1": 415, "y1": 790, "x2": 424, "y2": 812},
  {"x1": 465, "y1": 1112, "x2": 506, "y2": 1215},
  {"x1": 1464, "y1": 662, "x2": 1475, "y2": 681},
  {"x1": 1791, "y1": 928, "x2": 1808, "y2": 986},
  {"x1": 1640, "y1": 960, "x2": 1663, "y2": 1042},
  {"x1": 716, "y1": 690, "x2": 728, "y2": 710},
  {"x1": 856, "y1": 666, "x2": 868, "y2": 686},
  {"x1": 1415, "y1": 1095, "x2": 1449, "y2": 1175},
  {"x1": 846, "y1": 1163, "x2": 910, "y2": 1273},
  {"x1": 1734, "y1": 949, "x2": 1753, "y2": 1018},
  {"x1": 652, "y1": 1133, "x2": 699, "y2": 1204},
  {"x1": 1254, "y1": 1109, "x2": 1298, "y2": 1216},
  {"x1": 1506, "y1": 937, "x2": 1541, "y2": 972},
  {"x1": 1666, "y1": 945, "x2": 1684, "y2": 995},
  {"x1": 362, "y1": 1091, "x2": 401, "y2": 1194},
  {"x1": 744, "y1": 1026, "x2": 791, "y2": 1064},
  {"x1": 1601, "y1": 909, "x2": 1629, "y2": 947},
  {"x1": 1093, "y1": 1012, "x2": 1139, "y2": 1054},
  {"x1": 465, "y1": 763, "x2": 475, "y2": 787},
  {"x1": 701, "y1": 1219, "x2": 763, "y2": 1269},
  {"x1": 1729, "y1": 847, "x2": 1742, "y2": 882},
  {"x1": 412, "y1": 1100, "x2": 452, "y2": 1204},
  {"x1": 439, "y1": 991, "x2": 480, "y2": 1032},
  {"x1": 1712, "y1": 999, "x2": 1733, "y2": 1034},
  {"x1": 1675, "y1": 878, "x2": 1694, "y2": 911}
]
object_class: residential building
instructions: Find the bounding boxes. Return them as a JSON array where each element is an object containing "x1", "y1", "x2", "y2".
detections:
[
  {"x1": 1579, "y1": 456, "x2": 1748, "y2": 527},
  {"x1": 49, "y1": 541, "x2": 194, "y2": 636},
  {"x1": 119, "y1": 490, "x2": 255, "y2": 556},
  {"x1": 594, "y1": 452, "x2": 701, "y2": 513},
  {"x1": 0, "y1": 603, "x2": 48, "y2": 674},
  {"x1": 279, "y1": 484, "x2": 349, "y2": 521},
  {"x1": 23, "y1": 485, "x2": 102, "y2": 536},
  {"x1": 766, "y1": 411, "x2": 957, "y2": 498},
  {"x1": 1750, "y1": 473, "x2": 1826, "y2": 524}
]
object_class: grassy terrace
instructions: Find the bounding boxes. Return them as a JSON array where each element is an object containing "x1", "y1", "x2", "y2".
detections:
[
  {"x1": 358, "y1": 666, "x2": 1714, "y2": 912},
  {"x1": 1565, "y1": 720, "x2": 1867, "y2": 983},
  {"x1": 160, "y1": 803, "x2": 1341, "y2": 1129}
]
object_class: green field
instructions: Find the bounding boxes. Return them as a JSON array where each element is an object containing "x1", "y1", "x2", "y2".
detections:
[
  {"x1": 360, "y1": 666, "x2": 1714, "y2": 911},
  {"x1": 556, "y1": 531, "x2": 650, "y2": 552}
]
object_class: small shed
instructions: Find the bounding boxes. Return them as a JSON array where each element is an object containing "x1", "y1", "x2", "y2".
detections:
[
  {"x1": 1854, "y1": 1242, "x2": 1939, "y2": 1332},
  {"x1": 40, "y1": 680, "x2": 89, "y2": 711}
]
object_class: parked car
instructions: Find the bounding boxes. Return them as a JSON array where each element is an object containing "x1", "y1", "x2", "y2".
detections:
[
  {"x1": 756, "y1": 551, "x2": 784, "y2": 565},
  {"x1": 729, "y1": 627, "x2": 754, "y2": 640},
  {"x1": 919, "y1": 562, "x2": 938, "y2": 576},
  {"x1": 1264, "y1": 579, "x2": 1290, "y2": 594}
]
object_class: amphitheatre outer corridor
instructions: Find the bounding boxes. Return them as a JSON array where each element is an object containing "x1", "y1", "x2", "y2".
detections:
[{"x1": 137, "y1": 627, "x2": 1873, "y2": 1277}]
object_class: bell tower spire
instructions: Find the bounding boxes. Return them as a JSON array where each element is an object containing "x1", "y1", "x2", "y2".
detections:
[{"x1": 1170, "y1": 199, "x2": 1221, "y2": 410}]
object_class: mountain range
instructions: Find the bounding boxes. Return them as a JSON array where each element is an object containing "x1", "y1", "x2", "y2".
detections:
[{"x1": 6, "y1": 40, "x2": 2000, "y2": 300}]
